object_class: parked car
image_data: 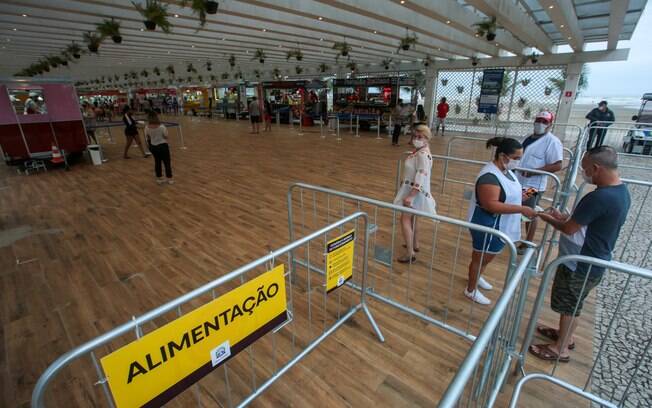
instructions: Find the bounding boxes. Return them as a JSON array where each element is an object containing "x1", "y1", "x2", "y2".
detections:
[{"x1": 623, "y1": 93, "x2": 652, "y2": 154}]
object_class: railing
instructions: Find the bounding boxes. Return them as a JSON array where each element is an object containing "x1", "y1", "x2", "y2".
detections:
[{"x1": 32, "y1": 212, "x2": 383, "y2": 408}]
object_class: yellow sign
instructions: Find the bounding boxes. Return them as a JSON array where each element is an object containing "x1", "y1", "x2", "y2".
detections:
[
  {"x1": 325, "y1": 230, "x2": 355, "y2": 293},
  {"x1": 100, "y1": 265, "x2": 287, "y2": 408}
]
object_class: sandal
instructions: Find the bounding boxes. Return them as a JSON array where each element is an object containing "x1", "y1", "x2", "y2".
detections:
[
  {"x1": 397, "y1": 255, "x2": 417, "y2": 264},
  {"x1": 402, "y1": 244, "x2": 420, "y2": 252},
  {"x1": 528, "y1": 344, "x2": 570, "y2": 363},
  {"x1": 536, "y1": 325, "x2": 575, "y2": 350}
]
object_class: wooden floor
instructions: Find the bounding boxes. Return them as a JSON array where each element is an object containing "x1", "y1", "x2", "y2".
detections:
[{"x1": 0, "y1": 117, "x2": 598, "y2": 407}]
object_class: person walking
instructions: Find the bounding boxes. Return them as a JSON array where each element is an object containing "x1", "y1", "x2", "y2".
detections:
[
  {"x1": 530, "y1": 146, "x2": 630, "y2": 362},
  {"x1": 585, "y1": 101, "x2": 615, "y2": 150},
  {"x1": 516, "y1": 111, "x2": 564, "y2": 252},
  {"x1": 122, "y1": 106, "x2": 150, "y2": 159},
  {"x1": 466, "y1": 137, "x2": 537, "y2": 305},
  {"x1": 391, "y1": 99, "x2": 411, "y2": 146},
  {"x1": 249, "y1": 96, "x2": 261, "y2": 134},
  {"x1": 82, "y1": 103, "x2": 98, "y2": 144},
  {"x1": 393, "y1": 124, "x2": 437, "y2": 263},
  {"x1": 144, "y1": 112, "x2": 173, "y2": 185},
  {"x1": 263, "y1": 98, "x2": 273, "y2": 132},
  {"x1": 434, "y1": 97, "x2": 449, "y2": 136}
]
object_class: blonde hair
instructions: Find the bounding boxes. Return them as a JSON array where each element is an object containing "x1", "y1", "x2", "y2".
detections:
[{"x1": 413, "y1": 123, "x2": 432, "y2": 140}]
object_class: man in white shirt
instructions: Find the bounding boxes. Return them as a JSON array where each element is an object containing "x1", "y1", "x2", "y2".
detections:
[{"x1": 517, "y1": 111, "x2": 564, "y2": 249}]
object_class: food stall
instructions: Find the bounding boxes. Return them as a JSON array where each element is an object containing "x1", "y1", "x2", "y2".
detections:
[
  {"x1": 261, "y1": 80, "x2": 310, "y2": 124},
  {"x1": 0, "y1": 79, "x2": 87, "y2": 165},
  {"x1": 179, "y1": 86, "x2": 210, "y2": 115},
  {"x1": 78, "y1": 89, "x2": 128, "y2": 116},
  {"x1": 135, "y1": 87, "x2": 177, "y2": 113},
  {"x1": 215, "y1": 84, "x2": 241, "y2": 119}
]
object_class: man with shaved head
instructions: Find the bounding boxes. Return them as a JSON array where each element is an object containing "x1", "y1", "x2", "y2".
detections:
[{"x1": 529, "y1": 146, "x2": 630, "y2": 363}]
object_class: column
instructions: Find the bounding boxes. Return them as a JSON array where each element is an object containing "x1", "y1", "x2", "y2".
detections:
[
  {"x1": 423, "y1": 65, "x2": 437, "y2": 128},
  {"x1": 555, "y1": 62, "x2": 583, "y2": 125}
]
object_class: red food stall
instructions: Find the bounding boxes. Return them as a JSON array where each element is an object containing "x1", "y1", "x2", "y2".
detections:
[{"x1": 0, "y1": 79, "x2": 87, "y2": 164}]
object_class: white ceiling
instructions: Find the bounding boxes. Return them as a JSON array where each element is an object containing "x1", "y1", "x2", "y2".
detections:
[{"x1": 0, "y1": 0, "x2": 645, "y2": 82}]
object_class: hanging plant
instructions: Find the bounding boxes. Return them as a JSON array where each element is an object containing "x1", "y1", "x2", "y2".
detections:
[
  {"x1": 83, "y1": 31, "x2": 103, "y2": 53},
  {"x1": 140, "y1": 69, "x2": 149, "y2": 77},
  {"x1": 318, "y1": 63, "x2": 329, "y2": 73},
  {"x1": 520, "y1": 78, "x2": 530, "y2": 87},
  {"x1": 454, "y1": 104, "x2": 462, "y2": 114},
  {"x1": 185, "y1": 76, "x2": 191, "y2": 82},
  {"x1": 66, "y1": 42, "x2": 83, "y2": 59},
  {"x1": 180, "y1": 0, "x2": 218, "y2": 28},
  {"x1": 471, "y1": 56, "x2": 479, "y2": 67},
  {"x1": 523, "y1": 107, "x2": 532, "y2": 120},
  {"x1": 517, "y1": 97, "x2": 527, "y2": 108},
  {"x1": 346, "y1": 61, "x2": 357, "y2": 72},
  {"x1": 381, "y1": 58, "x2": 392, "y2": 70},
  {"x1": 186, "y1": 63, "x2": 197, "y2": 73},
  {"x1": 153, "y1": 67, "x2": 161, "y2": 76},
  {"x1": 124, "y1": 73, "x2": 129, "y2": 80},
  {"x1": 133, "y1": 0, "x2": 172, "y2": 33},
  {"x1": 272, "y1": 68, "x2": 281, "y2": 79},
  {"x1": 114, "y1": 74, "x2": 120, "y2": 81},
  {"x1": 398, "y1": 28, "x2": 418, "y2": 52},
  {"x1": 456, "y1": 85, "x2": 464, "y2": 94},
  {"x1": 205, "y1": 61, "x2": 212, "y2": 71},
  {"x1": 228, "y1": 54, "x2": 236, "y2": 68},
  {"x1": 97, "y1": 18, "x2": 122, "y2": 44},
  {"x1": 441, "y1": 78, "x2": 449, "y2": 86},
  {"x1": 472, "y1": 117, "x2": 481, "y2": 125},
  {"x1": 159, "y1": 78, "x2": 166, "y2": 84},
  {"x1": 295, "y1": 66, "x2": 303, "y2": 75},
  {"x1": 45, "y1": 56, "x2": 65, "y2": 69},
  {"x1": 423, "y1": 56, "x2": 433, "y2": 67},
  {"x1": 475, "y1": 96, "x2": 481, "y2": 106},
  {"x1": 253, "y1": 49, "x2": 266, "y2": 63},
  {"x1": 235, "y1": 70, "x2": 243, "y2": 79},
  {"x1": 130, "y1": 70, "x2": 138, "y2": 79},
  {"x1": 529, "y1": 52, "x2": 539, "y2": 64},
  {"x1": 165, "y1": 64, "x2": 175, "y2": 76},
  {"x1": 221, "y1": 72, "x2": 229, "y2": 80},
  {"x1": 286, "y1": 49, "x2": 303, "y2": 61},
  {"x1": 332, "y1": 41, "x2": 352, "y2": 61},
  {"x1": 254, "y1": 69, "x2": 261, "y2": 79},
  {"x1": 198, "y1": 75, "x2": 203, "y2": 82},
  {"x1": 544, "y1": 86, "x2": 552, "y2": 96},
  {"x1": 473, "y1": 16, "x2": 499, "y2": 41}
]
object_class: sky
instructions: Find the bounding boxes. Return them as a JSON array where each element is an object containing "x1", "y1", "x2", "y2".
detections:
[{"x1": 581, "y1": 3, "x2": 652, "y2": 97}]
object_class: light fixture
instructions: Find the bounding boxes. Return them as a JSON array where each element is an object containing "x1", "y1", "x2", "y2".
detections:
[
  {"x1": 475, "y1": 33, "x2": 479, "y2": 37},
  {"x1": 12, "y1": 28, "x2": 17, "y2": 31},
  {"x1": 222, "y1": 38, "x2": 226, "y2": 40},
  {"x1": 191, "y1": 45, "x2": 195, "y2": 48},
  {"x1": 373, "y1": 30, "x2": 377, "y2": 34},
  {"x1": 549, "y1": 5, "x2": 554, "y2": 9},
  {"x1": 319, "y1": 38, "x2": 323, "y2": 41},
  {"x1": 21, "y1": 14, "x2": 27, "y2": 17},
  {"x1": 262, "y1": 28, "x2": 266, "y2": 32},
  {"x1": 560, "y1": 24, "x2": 565, "y2": 28},
  {"x1": 446, "y1": 20, "x2": 450, "y2": 24},
  {"x1": 495, "y1": 43, "x2": 499, "y2": 46},
  {"x1": 174, "y1": 14, "x2": 179, "y2": 17},
  {"x1": 140, "y1": 28, "x2": 144, "y2": 31},
  {"x1": 318, "y1": 17, "x2": 323, "y2": 20},
  {"x1": 400, "y1": 0, "x2": 405, "y2": 4},
  {"x1": 568, "y1": 36, "x2": 572, "y2": 40}
]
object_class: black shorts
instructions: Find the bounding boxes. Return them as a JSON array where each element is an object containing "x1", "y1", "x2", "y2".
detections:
[
  {"x1": 250, "y1": 115, "x2": 261, "y2": 123},
  {"x1": 550, "y1": 264, "x2": 602, "y2": 316}
]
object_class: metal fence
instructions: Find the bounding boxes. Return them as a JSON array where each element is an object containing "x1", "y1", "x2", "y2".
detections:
[{"x1": 32, "y1": 212, "x2": 384, "y2": 408}]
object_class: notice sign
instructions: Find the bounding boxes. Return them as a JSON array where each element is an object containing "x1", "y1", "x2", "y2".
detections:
[
  {"x1": 100, "y1": 265, "x2": 287, "y2": 408},
  {"x1": 478, "y1": 69, "x2": 505, "y2": 114},
  {"x1": 326, "y1": 230, "x2": 355, "y2": 293}
]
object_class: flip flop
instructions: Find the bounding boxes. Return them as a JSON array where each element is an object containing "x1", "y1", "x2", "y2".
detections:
[
  {"x1": 402, "y1": 244, "x2": 420, "y2": 252},
  {"x1": 397, "y1": 255, "x2": 417, "y2": 264},
  {"x1": 528, "y1": 344, "x2": 570, "y2": 363},
  {"x1": 536, "y1": 325, "x2": 576, "y2": 350}
]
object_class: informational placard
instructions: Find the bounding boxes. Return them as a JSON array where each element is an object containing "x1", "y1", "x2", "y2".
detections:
[
  {"x1": 100, "y1": 265, "x2": 287, "y2": 408},
  {"x1": 478, "y1": 69, "x2": 505, "y2": 114},
  {"x1": 325, "y1": 230, "x2": 355, "y2": 293}
]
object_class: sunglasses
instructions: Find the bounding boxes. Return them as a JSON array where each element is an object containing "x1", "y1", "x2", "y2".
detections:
[{"x1": 534, "y1": 118, "x2": 551, "y2": 124}]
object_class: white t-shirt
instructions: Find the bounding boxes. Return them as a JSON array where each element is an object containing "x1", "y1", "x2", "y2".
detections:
[{"x1": 517, "y1": 132, "x2": 563, "y2": 192}]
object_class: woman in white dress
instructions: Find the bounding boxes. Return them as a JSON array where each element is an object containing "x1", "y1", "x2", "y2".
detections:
[{"x1": 394, "y1": 124, "x2": 437, "y2": 263}]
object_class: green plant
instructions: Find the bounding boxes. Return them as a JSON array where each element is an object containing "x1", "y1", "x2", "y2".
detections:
[
  {"x1": 520, "y1": 78, "x2": 530, "y2": 87},
  {"x1": 133, "y1": 0, "x2": 172, "y2": 33},
  {"x1": 141, "y1": 69, "x2": 149, "y2": 77},
  {"x1": 471, "y1": 56, "x2": 479, "y2": 66},
  {"x1": 517, "y1": 97, "x2": 527, "y2": 108},
  {"x1": 441, "y1": 78, "x2": 448, "y2": 86},
  {"x1": 205, "y1": 61, "x2": 212, "y2": 71},
  {"x1": 381, "y1": 58, "x2": 392, "y2": 70},
  {"x1": 456, "y1": 85, "x2": 464, "y2": 94},
  {"x1": 254, "y1": 69, "x2": 262, "y2": 79},
  {"x1": 318, "y1": 63, "x2": 329, "y2": 73},
  {"x1": 473, "y1": 16, "x2": 499, "y2": 41},
  {"x1": 286, "y1": 49, "x2": 303, "y2": 61},
  {"x1": 228, "y1": 54, "x2": 236, "y2": 68},
  {"x1": 165, "y1": 64, "x2": 175, "y2": 75},
  {"x1": 210, "y1": 74, "x2": 216, "y2": 81},
  {"x1": 422, "y1": 56, "x2": 432, "y2": 67},
  {"x1": 398, "y1": 29, "x2": 417, "y2": 52},
  {"x1": 454, "y1": 104, "x2": 461, "y2": 114},
  {"x1": 180, "y1": 0, "x2": 214, "y2": 28},
  {"x1": 253, "y1": 49, "x2": 266, "y2": 63},
  {"x1": 346, "y1": 61, "x2": 357, "y2": 72},
  {"x1": 523, "y1": 107, "x2": 532, "y2": 119},
  {"x1": 186, "y1": 63, "x2": 197, "y2": 73},
  {"x1": 97, "y1": 18, "x2": 122, "y2": 43},
  {"x1": 548, "y1": 65, "x2": 589, "y2": 98},
  {"x1": 272, "y1": 68, "x2": 281, "y2": 79},
  {"x1": 46, "y1": 55, "x2": 66, "y2": 68},
  {"x1": 332, "y1": 41, "x2": 351, "y2": 61},
  {"x1": 130, "y1": 70, "x2": 138, "y2": 79},
  {"x1": 83, "y1": 31, "x2": 103, "y2": 53},
  {"x1": 66, "y1": 42, "x2": 83, "y2": 59},
  {"x1": 295, "y1": 66, "x2": 303, "y2": 75},
  {"x1": 153, "y1": 67, "x2": 161, "y2": 76},
  {"x1": 221, "y1": 72, "x2": 229, "y2": 80}
]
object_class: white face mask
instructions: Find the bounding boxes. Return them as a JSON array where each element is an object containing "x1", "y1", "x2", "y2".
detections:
[
  {"x1": 506, "y1": 159, "x2": 520, "y2": 171},
  {"x1": 413, "y1": 139, "x2": 427, "y2": 149},
  {"x1": 581, "y1": 168, "x2": 593, "y2": 184},
  {"x1": 534, "y1": 123, "x2": 548, "y2": 135}
]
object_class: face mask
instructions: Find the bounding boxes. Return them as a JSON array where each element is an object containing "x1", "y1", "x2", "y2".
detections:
[
  {"x1": 581, "y1": 168, "x2": 593, "y2": 184},
  {"x1": 534, "y1": 123, "x2": 547, "y2": 135},
  {"x1": 413, "y1": 139, "x2": 427, "y2": 149},
  {"x1": 506, "y1": 159, "x2": 520, "y2": 171}
]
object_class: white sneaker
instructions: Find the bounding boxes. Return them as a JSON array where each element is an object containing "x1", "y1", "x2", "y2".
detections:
[
  {"x1": 464, "y1": 288, "x2": 491, "y2": 305},
  {"x1": 478, "y1": 276, "x2": 493, "y2": 290},
  {"x1": 167, "y1": 179, "x2": 174, "y2": 185},
  {"x1": 156, "y1": 178, "x2": 165, "y2": 185}
]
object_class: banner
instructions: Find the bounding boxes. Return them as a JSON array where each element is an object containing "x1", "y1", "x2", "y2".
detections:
[
  {"x1": 478, "y1": 69, "x2": 505, "y2": 114},
  {"x1": 325, "y1": 230, "x2": 355, "y2": 293},
  {"x1": 100, "y1": 265, "x2": 287, "y2": 408}
]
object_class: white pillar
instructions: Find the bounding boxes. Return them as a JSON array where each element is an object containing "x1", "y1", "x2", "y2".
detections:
[
  {"x1": 556, "y1": 63, "x2": 583, "y2": 125},
  {"x1": 424, "y1": 65, "x2": 437, "y2": 128}
]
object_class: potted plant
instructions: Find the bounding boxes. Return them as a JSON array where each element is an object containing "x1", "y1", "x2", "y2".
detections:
[
  {"x1": 441, "y1": 79, "x2": 448, "y2": 86},
  {"x1": 523, "y1": 107, "x2": 532, "y2": 119},
  {"x1": 286, "y1": 49, "x2": 303, "y2": 61},
  {"x1": 529, "y1": 52, "x2": 539, "y2": 64},
  {"x1": 46, "y1": 56, "x2": 65, "y2": 69},
  {"x1": 295, "y1": 66, "x2": 303, "y2": 75},
  {"x1": 187, "y1": 76, "x2": 193, "y2": 82},
  {"x1": 398, "y1": 29, "x2": 417, "y2": 52},
  {"x1": 254, "y1": 69, "x2": 261, "y2": 79},
  {"x1": 517, "y1": 97, "x2": 527, "y2": 108},
  {"x1": 272, "y1": 68, "x2": 281, "y2": 79},
  {"x1": 114, "y1": 74, "x2": 120, "y2": 81},
  {"x1": 97, "y1": 18, "x2": 122, "y2": 43},
  {"x1": 318, "y1": 63, "x2": 329, "y2": 73},
  {"x1": 471, "y1": 56, "x2": 479, "y2": 66},
  {"x1": 186, "y1": 63, "x2": 197, "y2": 73},
  {"x1": 205, "y1": 61, "x2": 212, "y2": 71},
  {"x1": 66, "y1": 42, "x2": 83, "y2": 59},
  {"x1": 221, "y1": 72, "x2": 229, "y2": 80},
  {"x1": 235, "y1": 70, "x2": 243, "y2": 80},
  {"x1": 423, "y1": 56, "x2": 432, "y2": 67},
  {"x1": 346, "y1": 61, "x2": 357, "y2": 72},
  {"x1": 159, "y1": 78, "x2": 166, "y2": 84},
  {"x1": 83, "y1": 31, "x2": 103, "y2": 53},
  {"x1": 181, "y1": 0, "x2": 218, "y2": 28},
  {"x1": 456, "y1": 85, "x2": 464, "y2": 94},
  {"x1": 253, "y1": 49, "x2": 266, "y2": 63},
  {"x1": 454, "y1": 104, "x2": 462, "y2": 114},
  {"x1": 130, "y1": 71, "x2": 138, "y2": 79},
  {"x1": 520, "y1": 78, "x2": 530, "y2": 87},
  {"x1": 228, "y1": 54, "x2": 236, "y2": 68},
  {"x1": 165, "y1": 64, "x2": 175, "y2": 76},
  {"x1": 210, "y1": 74, "x2": 216, "y2": 81},
  {"x1": 153, "y1": 67, "x2": 160, "y2": 76},
  {"x1": 473, "y1": 16, "x2": 499, "y2": 41},
  {"x1": 198, "y1": 75, "x2": 203, "y2": 82},
  {"x1": 133, "y1": 0, "x2": 172, "y2": 33},
  {"x1": 332, "y1": 41, "x2": 351, "y2": 61},
  {"x1": 124, "y1": 73, "x2": 129, "y2": 80},
  {"x1": 141, "y1": 69, "x2": 149, "y2": 77},
  {"x1": 381, "y1": 58, "x2": 392, "y2": 70}
]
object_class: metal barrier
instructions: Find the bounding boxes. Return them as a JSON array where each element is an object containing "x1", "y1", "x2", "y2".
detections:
[
  {"x1": 437, "y1": 247, "x2": 537, "y2": 407},
  {"x1": 517, "y1": 255, "x2": 652, "y2": 407},
  {"x1": 288, "y1": 182, "x2": 521, "y2": 342},
  {"x1": 508, "y1": 373, "x2": 618, "y2": 408},
  {"x1": 32, "y1": 212, "x2": 384, "y2": 408},
  {"x1": 86, "y1": 121, "x2": 186, "y2": 150}
]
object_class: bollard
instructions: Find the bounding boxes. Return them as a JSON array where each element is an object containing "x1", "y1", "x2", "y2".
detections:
[
  {"x1": 376, "y1": 114, "x2": 382, "y2": 139},
  {"x1": 355, "y1": 115, "x2": 360, "y2": 138},
  {"x1": 388, "y1": 116, "x2": 393, "y2": 136},
  {"x1": 320, "y1": 117, "x2": 325, "y2": 138},
  {"x1": 276, "y1": 111, "x2": 280, "y2": 128},
  {"x1": 298, "y1": 111, "x2": 304, "y2": 136},
  {"x1": 330, "y1": 115, "x2": 336, "y2": 135},
  {"x1": 336, "y1": 117, "x2": 341, "y2": 141},
  {"x1": 289, "y1": 110, "x2": 294, "y2": 130},
  {"x1": 350, "y1": 113, "x2": 353, "y2": 134},
  {"x1": 107, "y1": 126, "x2": 115, "y2": 144},
  {"x1": 178, "y1": 125, "x2": 187, "y2": 150}
]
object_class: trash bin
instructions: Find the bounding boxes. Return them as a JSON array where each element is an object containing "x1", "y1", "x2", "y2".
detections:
[{"x1": 88, "y1": 144, "x2": 102, "y2": 166}]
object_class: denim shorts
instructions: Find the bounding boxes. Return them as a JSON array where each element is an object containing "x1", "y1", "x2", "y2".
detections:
[{"x1": 469, "y1": 206, "x2": 505, "y2": 254}]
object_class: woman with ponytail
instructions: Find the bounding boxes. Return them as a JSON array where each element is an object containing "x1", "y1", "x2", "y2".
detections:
[{"x1": 465, "y1": 137, "x2": 537, "y2": 305}]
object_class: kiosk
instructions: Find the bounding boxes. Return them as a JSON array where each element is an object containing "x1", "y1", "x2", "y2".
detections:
[{"x1": 262, "y1": 80, "x2": 315, "y2": 124}]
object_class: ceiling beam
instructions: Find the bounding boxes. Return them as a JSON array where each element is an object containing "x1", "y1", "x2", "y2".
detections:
[
  {"x1": 465, "y1": 0, "x2": 554, "y2": 53},
  {"x1": 607, "y1": 0, "x2": 629, "y2": 49},
  {"x1": 538, "y1": 0, "x2": 584, "y2": 51}
]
